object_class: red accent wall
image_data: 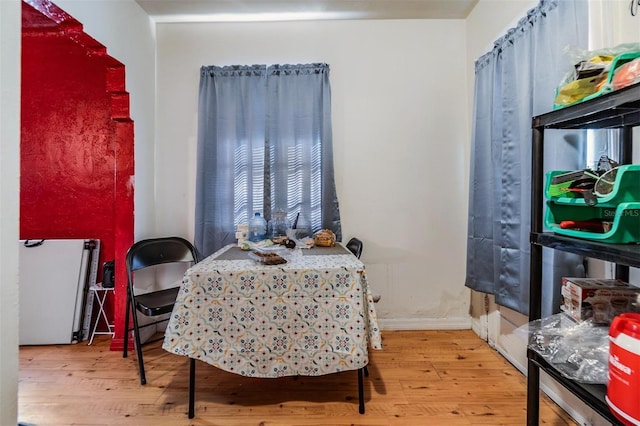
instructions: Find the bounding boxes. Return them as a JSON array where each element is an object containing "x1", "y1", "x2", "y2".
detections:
[{"x1": 21, "y1": 0, "x2": 134, "y2": 351}]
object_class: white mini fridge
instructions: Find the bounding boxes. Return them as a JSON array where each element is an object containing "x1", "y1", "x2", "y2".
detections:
[{"x1": 19, "y1": 239, "x2": 100, "y2": 345}]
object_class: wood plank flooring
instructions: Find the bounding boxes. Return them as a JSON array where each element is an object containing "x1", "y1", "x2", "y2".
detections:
[{"x1": 19, "y1": 330, "x2": 576, "y2": 425}]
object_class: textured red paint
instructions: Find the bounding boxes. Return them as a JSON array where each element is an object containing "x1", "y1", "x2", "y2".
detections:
[{"x1": 21, "y1": 0, "x2": 134, "y2": 351}]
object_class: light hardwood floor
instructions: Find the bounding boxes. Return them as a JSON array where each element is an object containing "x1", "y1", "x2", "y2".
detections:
[{"x1": 19, "y1": 330, "x2": 576, "y2": 425}]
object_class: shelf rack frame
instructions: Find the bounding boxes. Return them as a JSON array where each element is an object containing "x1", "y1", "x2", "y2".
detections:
[{"x1": 527, "y1": 83, "x2": 640, "y2": 426}]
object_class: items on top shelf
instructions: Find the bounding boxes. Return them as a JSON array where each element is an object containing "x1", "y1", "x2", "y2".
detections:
[{"x1": 554, "y1": 43, "x2": 640, "y2": 110}]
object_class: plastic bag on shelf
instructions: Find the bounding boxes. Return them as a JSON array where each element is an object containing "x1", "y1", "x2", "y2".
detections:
[
  {"x1": 559, "y1": 43, "x2": 640, "y2": 81},
  {"x1": 554, "y1": 43, "x2": 640, "y2": 108},
  {"x1": 517, "y1": 313, "x2": 609, "y2": 384}
]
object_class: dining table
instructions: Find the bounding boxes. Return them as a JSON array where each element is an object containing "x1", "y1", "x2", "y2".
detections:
[{"x1": 162, "y1": 242, "x2": 382, "y2": 418}]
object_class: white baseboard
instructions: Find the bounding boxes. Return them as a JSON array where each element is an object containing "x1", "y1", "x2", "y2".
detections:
[
  {"x1": 470, "y1": 316, "x2": 488, "y2": 340},
  {"x1": 378, "y1": 317, "x2": 472, "y2": 330}
]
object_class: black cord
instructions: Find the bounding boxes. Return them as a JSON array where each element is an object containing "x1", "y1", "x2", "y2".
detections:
[{"x1": 631, "y1": 0, "x2": 639, "y2": 16}]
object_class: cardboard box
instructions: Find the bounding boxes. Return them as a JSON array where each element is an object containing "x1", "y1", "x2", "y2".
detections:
[{"x1": 561, "y1": 277, "x2": 640, "y2": 324}]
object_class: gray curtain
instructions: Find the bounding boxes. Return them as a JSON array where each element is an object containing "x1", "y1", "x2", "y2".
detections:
[
  {"x1": 266, "y1": 64, "x2": 341, "y2": 239},
  {"x1": 465, "y1": 0, "x2": 588, "y2": 316},
  {"x1": 195, "y1": 63, "x2": 341, "y2": 257}
]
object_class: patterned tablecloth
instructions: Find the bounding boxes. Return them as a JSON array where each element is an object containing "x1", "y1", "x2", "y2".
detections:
[{"x1": 162, "y1": 244, "x2": 382, "y2": 378}]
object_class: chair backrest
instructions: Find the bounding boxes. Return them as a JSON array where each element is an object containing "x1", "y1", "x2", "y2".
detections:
[
  {"x1": 126, "y1": 237, "x2": 199, "y2": 282},
  {"x1": 346, "y1": 237, "x2": 363, "y2": 259}
]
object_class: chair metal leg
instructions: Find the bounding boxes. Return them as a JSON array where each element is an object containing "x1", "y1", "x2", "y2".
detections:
[
  {"x1": 358, "y1": 367, "x2": 365, "y2": 414},
  {"x1": 132, "y1": 323, "x2": 146, "y2": 384},
  {"x1": 123, "y1": 290, "x2": 131, "y2": 358},
  {"x1": 188, "y1": 358, "x2": 196, "y2": 419},
  {"x1": 128, "y1": 299, "x2": 147, "y2": 385}
]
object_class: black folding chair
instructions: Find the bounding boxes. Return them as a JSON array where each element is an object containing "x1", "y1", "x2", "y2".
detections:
[
  {"x1": 346, "y1": 237, "x2": 380, "y2": 303},
  {"x1": 345, "y1": 236, "x2": 382, "y2": 385},
  {"x1": 123, "y1": 236, "x2": 198, "y2": 385},
  {"x1": 346, "y1": 237, "x2": 364, "y2": 259}
]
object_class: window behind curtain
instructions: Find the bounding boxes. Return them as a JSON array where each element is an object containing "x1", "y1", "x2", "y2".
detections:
[{"x1": 195, "y1": 63, "x2": 341, "y2": 257}]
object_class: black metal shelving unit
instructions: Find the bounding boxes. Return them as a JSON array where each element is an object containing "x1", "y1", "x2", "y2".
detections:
[{"x1": 527, "y1": 83, "x2": 640, "y2": 425}]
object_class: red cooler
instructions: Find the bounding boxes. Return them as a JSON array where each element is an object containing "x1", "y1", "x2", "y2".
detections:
[{"x1": 607, "y1": 313, "x2": 640, "y2": 425}]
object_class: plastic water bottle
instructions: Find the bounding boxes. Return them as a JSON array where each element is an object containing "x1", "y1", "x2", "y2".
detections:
[{"x1": 248, "y1": 212, "x2": 267, "y2": 242}]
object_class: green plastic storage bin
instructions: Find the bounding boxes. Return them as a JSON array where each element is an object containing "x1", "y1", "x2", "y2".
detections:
[
  {"x1": 545, "y1": 164, "x2": 640, "y2": 208},
  {"x1": 545, "y1": 201, "x2": 640, "y2": 243}
]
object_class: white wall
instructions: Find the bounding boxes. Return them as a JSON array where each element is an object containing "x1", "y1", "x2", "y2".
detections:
[
  {"x1": 589, "y1": 0, "x2": 640, "y2": 49},
  {"x1": 0, "y1": 1, "x2": 21, "y2": 424},
  {"x1": 54, "y1": 0, "x2": 158, "y2": 240},
  {"x1": 0, "y1": 1, "x2": 155, "y2": 424},
  {"x1": 155, "y1": 19, "x2": 472, "y2": 329}
]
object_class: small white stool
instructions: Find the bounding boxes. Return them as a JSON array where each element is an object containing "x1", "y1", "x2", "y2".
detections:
[{"x1": 88, "y1": 285, "x2": 115, "y2": 345}]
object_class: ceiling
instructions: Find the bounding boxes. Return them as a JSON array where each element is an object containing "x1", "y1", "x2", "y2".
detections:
[{"x1": 134, "y1": 0, "x2": 479, "y2": 23}]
